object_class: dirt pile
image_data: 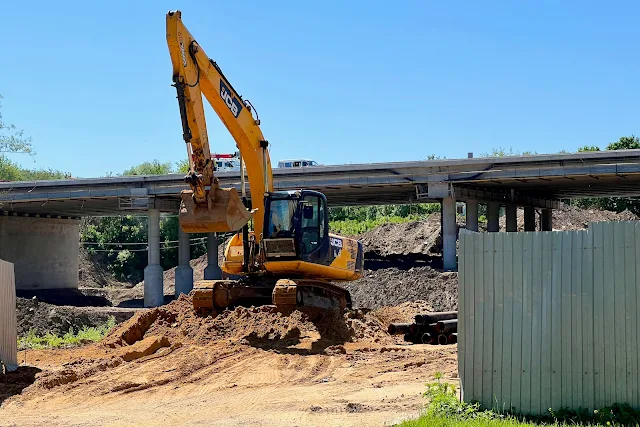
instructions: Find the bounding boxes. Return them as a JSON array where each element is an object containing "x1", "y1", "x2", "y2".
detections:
[
  {"x1": 359, "y1": 213, "x2": 445, "y2": 257},
  {"x1": 16, "y1": 298, "x2": 138, "y2": 337},
  {"x1": 78, "y1": 248, "x2": 132, "y2": 289},
  {"x1": 343, "y1": 267, "x2": 458, "y2": 310},
  {"x1": 102, "y1": 294, "x2": 394, "y2": 350}
]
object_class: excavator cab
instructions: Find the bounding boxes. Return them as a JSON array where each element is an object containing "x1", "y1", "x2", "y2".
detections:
[{"x1": 261, "y1": 190, "x2": 332, "y2": 266}]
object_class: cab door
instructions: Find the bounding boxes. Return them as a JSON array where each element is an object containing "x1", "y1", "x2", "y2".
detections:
[{"x1": 297, "y1": 192, "x2": 331, "y2": 265}]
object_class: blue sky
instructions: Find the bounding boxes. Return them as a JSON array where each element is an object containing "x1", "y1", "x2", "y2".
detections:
[{"x1": 1, "y1": 0, "x2": 638, "y2": 177}]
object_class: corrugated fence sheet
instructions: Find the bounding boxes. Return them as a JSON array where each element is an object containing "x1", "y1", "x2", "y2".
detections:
[
  {"x1": 459, "y1": 221, "x2": 640, "y2": 415},
  {"x1": 0, "y1": 258, "x2": 17, "y2": 372}
]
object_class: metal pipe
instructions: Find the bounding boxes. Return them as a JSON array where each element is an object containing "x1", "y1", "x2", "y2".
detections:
[
  {"x1": 388, "y1": 323, "x2": 412, "y2": 335},
  {"x1": 415, "y1": 311, "x2": 458, "y2": 325},
  {"x1": 447, "y1": 333, "x2": 457, "y2": 344},
  {"x1": 438, "y1": 334, "x2": 448, "y2": 345},
  {"x1": 435, "y1": 319, "x2": 457, "y2": 334},
  {"x1": 421, "y1": 332, "x2": 436, "y2": 345}
]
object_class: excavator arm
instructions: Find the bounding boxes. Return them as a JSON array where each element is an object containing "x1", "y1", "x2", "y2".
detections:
[{"x1": 166, "y1": 10, "x2": 274, "y2": 236}]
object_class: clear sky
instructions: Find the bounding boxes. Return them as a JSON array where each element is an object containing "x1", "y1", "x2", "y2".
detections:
[{"x1": 1, "y1": 0, "x2": 638, "y2": 177}]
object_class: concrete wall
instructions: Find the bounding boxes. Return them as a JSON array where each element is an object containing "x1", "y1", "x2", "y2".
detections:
[
  {"x1": 459, "y1": 222, "x2": 640, "y2": 415},
  {"x1": 0, "y1": 216, "x2": 79, "y2": 290}
]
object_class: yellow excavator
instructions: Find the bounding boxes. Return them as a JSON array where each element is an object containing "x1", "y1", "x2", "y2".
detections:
[{"x1": 166, "y1": 10, "x2": 363, "y2": 313}]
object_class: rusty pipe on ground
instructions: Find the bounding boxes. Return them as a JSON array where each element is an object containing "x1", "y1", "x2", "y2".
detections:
[
  {"x1": 438, "y1": 334, "x2": 449, "y2": 345},
  {"x1": 447, "y1": 333, "x2": 457, "y2": 344},
  {"x1": 388, "y1": 323, "x2": 412, "y2": 335},
  {"x1": 421, "y1": 332, "x2": 436, "y2": 345},
  {"x1": 435, "y1": 319, "x2": 457, "y2": 334},
  {"x1": 414, "y1": 311, "x2": 458, "y2": 325}
]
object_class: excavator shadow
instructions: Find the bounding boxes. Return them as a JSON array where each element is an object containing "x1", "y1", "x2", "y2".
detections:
[{"x1": 243, "y1": 307, "x2": 352, "y2": 356}]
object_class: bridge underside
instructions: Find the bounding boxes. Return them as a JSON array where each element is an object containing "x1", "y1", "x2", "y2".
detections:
[{"x1": 4, "y1": 151, "x2": 640, "y2": 304}]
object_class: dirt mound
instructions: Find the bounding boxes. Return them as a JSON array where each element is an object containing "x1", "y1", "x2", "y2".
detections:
[
  {"x1": 359, "y1": 213, "x2": 444, "y2": 257},
  {"x1": 342, "y1": 266, "x2": 458, "y2": 310},
  {"x1": 16, "y1": 298, "x2": 138, "y2": 337},
  {"x1": 78, "y1": 248, "x2": 132, "y2": 289},
  {"x1": 102, "y1": 295, "x2": 391, "y2": 350}
]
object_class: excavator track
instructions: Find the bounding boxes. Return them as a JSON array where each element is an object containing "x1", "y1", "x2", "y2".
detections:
[{"x1": 192, "y1": 278, "x2": 352, "y2": 314}]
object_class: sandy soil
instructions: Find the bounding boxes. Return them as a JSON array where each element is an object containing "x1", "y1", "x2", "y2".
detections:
[{"x1": 1, "y1": 297, "x2": 458, "y2": 427}]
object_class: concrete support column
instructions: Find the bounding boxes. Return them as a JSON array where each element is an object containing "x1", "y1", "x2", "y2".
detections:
[
  {"x1": 506, "y1": 205, "x2": 517, "y2": 232},
  {"x1": 541, "y1": 209, "x2": 553, "y2": 231},
  {"x1": 442, "y1": 196, "x2": 457, "y2": 270},
  {"x1": 524, "y1": 207, "x2": 536, "y2": 231},
  {"x1": 174, "y1": 227, "x2": 193, "y2": 297},
  {"x1": 144, "y1": 209, "x2": 164, "y2": 307},
  {"x1": 487, "y1": 202, "x2": 500, "y2": 232},
  {"x1": 465, "y1": 200, "x2": 479, "y2": 232},
  {"x1": 204, "y1": 233, "x2": 222, "y2": 280}
]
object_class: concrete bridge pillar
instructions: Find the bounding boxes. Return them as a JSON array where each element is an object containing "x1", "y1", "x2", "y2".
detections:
[
  {"x1": 524, "y1": 207, "x2": 536, "y2": 231},
  {"x1": 541, "y1": 209, "x2": 553, "y2": 231},
  {"x1": 144, "y1": 208, "x2": 164, "y2": 307},
  {"x1": 204, "y1": 233, "x2": 222, "y2": 280},
  {"x1": 442, "y1": 196, "x2": 457, "y2": 270},
  {"x1": 465, "y1": 200, "x2": 478, "y2": 232},
  {"x1": 0, "y1": 216, "x2": 79, "y2": 290},
  {"x1": 487, "y1": 202, "x2": 500, "y2": 232},
  {"x1": 506, "y1": 205, "x2": 517, "y2": 232},
  {"x1": 174, "y1": 227, "x2": 193, "y2": 297}
]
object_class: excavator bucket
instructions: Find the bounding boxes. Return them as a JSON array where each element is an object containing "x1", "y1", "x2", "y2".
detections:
[{"x1": 179, "y1": 186, "x2": 253, "y2": 233}]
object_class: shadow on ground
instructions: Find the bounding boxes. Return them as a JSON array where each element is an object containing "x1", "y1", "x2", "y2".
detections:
[{"x1": 0, "y1": 366, "x2": 41, "y2": 406}]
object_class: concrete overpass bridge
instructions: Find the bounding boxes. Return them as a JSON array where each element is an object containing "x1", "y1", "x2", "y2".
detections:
[{"x1": 4, "y1": 149, "x2": 640, "y2": 306}]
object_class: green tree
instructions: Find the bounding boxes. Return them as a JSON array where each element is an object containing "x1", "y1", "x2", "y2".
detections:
[
  {"x1": 121, "y1": 160, "x2": 173, "y2": 176},
  {"x1": 479, "y1": 146, "x2": 537, "y2": 157},
  {"x1": 0, "y1": 94, "x2": 33, "y2": 155},
  {"x1": 606, "y1": 135, "x2": 640, "y2": 151},
  {"x1": 578, "y1": 145, "x2": 600, "y2": 152}
]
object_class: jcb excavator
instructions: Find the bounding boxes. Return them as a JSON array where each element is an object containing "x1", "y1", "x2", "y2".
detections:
[{"x1": 166, "y1": 10, "x2": 363, "y2": 313}]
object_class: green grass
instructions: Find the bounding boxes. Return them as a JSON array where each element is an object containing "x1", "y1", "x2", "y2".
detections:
[
  {"x1": 395, "y1": 374, "x2": 640, "y2": 427},
  {"x1": 18, "y1": 316, "x2": 117, "y2": 350}
]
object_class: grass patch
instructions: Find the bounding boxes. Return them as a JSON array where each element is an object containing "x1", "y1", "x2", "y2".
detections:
[
  {"x1": 18, "y1": 316, "x2": 117, "y2": 350},
  {"x1": 396, "y1": 373, "x2": 640, "y2": 427}
]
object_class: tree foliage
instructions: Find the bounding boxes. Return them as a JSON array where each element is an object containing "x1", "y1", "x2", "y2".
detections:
[{"x1": 0, "y1": 94, "x2": 33, "y2": 155}]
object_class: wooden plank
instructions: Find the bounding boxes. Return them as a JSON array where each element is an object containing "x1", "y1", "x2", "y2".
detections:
[
  {"x1": 561, "y1": 231, "x2": 572, "y2": 409},
  {"x1": 582, "y1": 226, "x2": 595, "y2": 411},
  {"x1": 501, "y1": 232, "x2": 514, "y2": 412},
  {"x1": 592, "y1": 222, "x2": 606, "y2": 408},
  {"x1": 624, "y1": 222, "x2": 637, "y2": 407},
  {"x1": 571, "y1": 231, "x2": 584, "y2": 409},
  {"x1": 550, "y1": 231, "x2": 563, "y2": 411},
  {"x1": 521, "y1": 232, "x2": 533, "y2": 414},
  {"x1": 613, "y1": 222, "x2": 627, "y2": 403},
  {"x1": 473, "y1": 232, "x2": 485, "y2": 403},
  {"x1": 492, "y1": 233, "x2": 505, "y2": 410},
  {"x1": 511, "y1": 232, "x2": 524, "y2": 413},
  {"x1": 540, "y1": 232, "x2": 553, "y2": 413},
  {"x1": 530, "y1": 232, "x2": 543, "y2": 414},
  {"x1": 482, "y1": 233, "x2": 495, "y2": 410},
  {"x1": 603, "y1": 222, "x2": 616, "y2": 405}
]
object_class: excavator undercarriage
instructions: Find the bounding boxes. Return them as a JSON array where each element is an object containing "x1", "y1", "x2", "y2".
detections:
[{"x1": 192, "y1": 278, "x2": 352, "y2": 316}]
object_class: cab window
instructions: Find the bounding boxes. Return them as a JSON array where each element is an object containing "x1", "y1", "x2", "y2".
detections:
[
  {"x1": 267, "y1": 199, "x2": 297, "y2": 238},
  {"x1": 302, "y1": 161, "x2": 308, "y2": 166},
  {"x1": 294, "y1": 161, "x2": 301, "y2": 167},
  {"x1": 299, "y1": 195, "x2": 325, "y2": 254}
]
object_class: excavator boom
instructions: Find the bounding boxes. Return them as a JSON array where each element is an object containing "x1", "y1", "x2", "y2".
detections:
[{"x1": 166, "y1": 10, "x2": 273, "y2": 235}]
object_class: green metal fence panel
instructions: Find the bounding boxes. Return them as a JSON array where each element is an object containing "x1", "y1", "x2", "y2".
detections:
[{"x1": 459, "y1": 221, "x2": 640, "y2": 415}]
